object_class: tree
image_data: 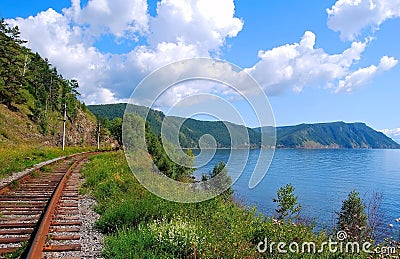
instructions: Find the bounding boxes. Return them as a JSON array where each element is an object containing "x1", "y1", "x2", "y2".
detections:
[
  {"x1": 0, "y1": 18, "x2": 27, "y2": 108},
  {"x1": 0, "y1": 17, "x2": 88, "y2": 142},
  {"x1": 273, "y1": 183, "x2": 301, "y2": 221},
  {"x1": 109, "y1": 117, "x2": 123, "y2": 146},
  {"x1": 201, "y1": 161, "x2": 233, "y2": 200},
  {"x1": 62, "y1": 79, "x2": 80, "y2": 120},
  {"x1": 143, "y1": 122, "x2": 196, "y2": 181},
  {"x1": 121, "y1": 113, "x2": 146, "y2": 150},
  {"x1": 211, "y1": 161, "x2": 233, "y2": 199},
  {"x1": 367, "y1": 191, "x2": 385, "y2": 241},
  {"x1": 336, "y1": 190, "x2": 368, "y2": 241}
]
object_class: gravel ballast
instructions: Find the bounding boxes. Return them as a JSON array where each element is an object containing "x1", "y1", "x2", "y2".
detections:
[{"x1": 78, "y1": 194, "x2": 104, "y2": 258}]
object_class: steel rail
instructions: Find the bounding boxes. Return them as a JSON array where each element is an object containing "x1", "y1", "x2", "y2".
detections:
[
  {"x1": 0, "y1": 150, "x2": 103, "y2": 257},
  {"x1": 25, "y1": 155, "x2": 86, "y2": 258}
]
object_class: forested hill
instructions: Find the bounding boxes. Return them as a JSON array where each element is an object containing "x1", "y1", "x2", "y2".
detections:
[
  {"x1": 87, "y1": 103, "x2": 400, "y2": 149},
  {"x1": 0, "y1": 19, "x2": 98, "y2": 146},
  {"x1": 88, "y1": 103, "x2": 264, "y2": 148},
  {"x1": 256, "y1": 122, "x2": 400, "y2": 149},
  {"x1": 86, "y1": 103, "x2": 129, "y2": 121}
]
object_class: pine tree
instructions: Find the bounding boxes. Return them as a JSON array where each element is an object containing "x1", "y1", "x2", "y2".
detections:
[
  {"x1": 337, "y1": 190, "x2": 368, "y2": 241},
  {"x1": 0, "y1": 18, "x2": 28, "y2": 108},
  {"x1": 273, "y1": 183, "x2": 302, "y2": 221}
]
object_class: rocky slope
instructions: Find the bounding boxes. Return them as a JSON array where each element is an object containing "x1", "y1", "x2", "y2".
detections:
[{"x1": 0, "y1": 104, "x2": 100, "y2": 147}]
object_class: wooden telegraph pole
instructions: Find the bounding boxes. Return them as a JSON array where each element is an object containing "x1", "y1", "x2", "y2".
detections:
[
  {"x1": 97, "y1": 119, "x2": 101, "y2": 150},
  {"x1": 62, "y1": 103, "x2": 66, "y2": 151}
]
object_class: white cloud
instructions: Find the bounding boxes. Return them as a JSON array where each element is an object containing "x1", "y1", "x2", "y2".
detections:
[
  {"x1": 327, "y1": 0, "x2": 400, "y2": 41},
  {"x1": 244, "y1": 31, "x2": 379, "y2": 95},
  {"x1": 148, "y1": 0, "x2": 243, "y2": 53},
  {"x1": 7, "y1": 0, "x2": 243, "y2": 104},
  {"x1": 8, "y1": 8, "x2": 113, "y2": 102},
  {"x1": 67, "y1": 0, "x2": 149, "y2": 39},
  {"x1": 336, "y1": 56, "x2": 398, "y2": 93},
  {"x1": 85, "y1": 87, "x2": 123, "y2": 104},
  {"x1": 126, "y1": 41, "x2": 203, "y2": 73},
  {"x1": 380, "y1": 128, "x2": 400, "y2": 143},
  {"x1": 6, "y1": 1, "x2": 397, "y2": 105}
]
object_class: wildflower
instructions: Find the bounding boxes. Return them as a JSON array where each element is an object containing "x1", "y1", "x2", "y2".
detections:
[{"x1": 147, "y1": 215, "x2": 203, "y2": 255}]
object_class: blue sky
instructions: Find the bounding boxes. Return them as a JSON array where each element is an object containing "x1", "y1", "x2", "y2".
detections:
[{"x1": 1, "y1": 0, "x2": 399, "y2": 141}]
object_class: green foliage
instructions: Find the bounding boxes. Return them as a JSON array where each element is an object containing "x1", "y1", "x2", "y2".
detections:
[
  {"x1": 82, "y1": 152, "x2": 370, "y2": 258},
  {"x1": 273, "y1": 183, "x2": 302, "y2": 221},
  {"x1": 88, "y1": 104, "x2": 400, "y2": 149},
  {"x1": 108, "y1": 117, "x2": 122, "y2": 145},
  {"x1": 201, "y1": 161, "x2": 233, "y2": 200},
  {"x1": 337, "y1": 190, "x2": 368, "y2": 241},
  {"x1": 121, "y1": 113, "x2": 145, "y2": 150},
  {"x1": 145, "y1": 122, "x2": 194, "y2": 181},
  {"x1": 0, "y1": 145, "x2": 93, "y2": 178},
  {"x1": 102, "y1": 228, "x2": 160, "y2": 259},
  {"x1": 272, "y1": 121, "x2": 400, "y2": 149},
  {"x1": 62, "y1": 79, "x2": 80, "y2": 121},
  {"x1": 0, "y1": 18, "x2": 82, "y2": 129},
  {"x1": 0, "y1": 18, "x2": 27, "y2": 108},
  {"x1": 3, "y1": 240, "x2": 28, "y2": 259},
  {"x1": 87, "y1": 103, "x2": 263, "y2": 149},
  {"x1": 96, "y1": 112, "x2": 138, "y2": 147},
  {"x1": 146, "y1": 216, "x2": 205, "y2": 257},
  {"x1": 87, "y1": 103, "x2": 128, "y2": 120}
]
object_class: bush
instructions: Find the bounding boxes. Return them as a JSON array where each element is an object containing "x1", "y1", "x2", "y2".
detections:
[{"x1": 82, "y1": 152, "x2": 370, "y2": 258}]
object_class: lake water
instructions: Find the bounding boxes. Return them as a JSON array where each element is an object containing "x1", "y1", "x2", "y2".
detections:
[{"x1": 194, "y1": 149, "x2": 400, "y2": 230}]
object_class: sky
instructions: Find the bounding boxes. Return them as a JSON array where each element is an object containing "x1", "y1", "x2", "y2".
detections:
[{"x1": 1, "y1": 0, "x2": 399, "y2": 142}]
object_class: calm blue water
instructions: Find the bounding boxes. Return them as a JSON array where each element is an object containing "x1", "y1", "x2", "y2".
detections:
[{"x1": 194, "y1": 149, "x2": 400, "y2": 229}]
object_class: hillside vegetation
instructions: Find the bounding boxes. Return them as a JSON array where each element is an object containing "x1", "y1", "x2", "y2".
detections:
[
  {"x1": 259, "y1": 122, "x2": 400, "y2": 149},
  {"x1": 0, "y1": 18, "x2": 107, "y2": 179},
  {"x1": 89, "y1": 103, "x2": 263, "y2": 148},
  {"x1": 0, "y1": 19, "x2": 100, "y2": 148},
  {"x1": 88, "y1": 103, "x2": 400, "y2": 149}
]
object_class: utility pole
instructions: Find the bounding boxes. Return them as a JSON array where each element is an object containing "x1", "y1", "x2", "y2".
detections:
[
  {"x1": 97, "y1": 119, "x2": 101, "y2": 150},
  {"x1": 62, "y1": 102, "x2": 66, "y2": 151},
  {"x1": 22, "y1": 54, "x2": 29, "y2": 77}
]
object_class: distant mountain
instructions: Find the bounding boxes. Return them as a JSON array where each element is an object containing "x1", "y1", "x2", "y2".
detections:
[
  {"x1": 86, "y1": 103, "x2": 128, "y2": 120},
  {"x1": 88, "y1": 103, "x2": 165, "y2": 136},
  {"x1": 88, "y1": 103, "x2": 263, "y2": 148},
  {"x1": 256, "y1": 122, "x2": 400, "y2": 149},
  {"x1": 379, "y1": 129, "x2": 400, "y2": 145},
  {"x1": 87, "y1": 104, "x2": 400, "y2": 149}
]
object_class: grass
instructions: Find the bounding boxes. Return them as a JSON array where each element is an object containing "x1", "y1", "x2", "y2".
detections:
[
  {"x1": 80, "y1": 151, "x2": 379, "y2": 258},
  {"x1": 0, "y1": 144, "x2": 95, "y2": 179},
  {"x1": 0, "y1": 102, "x2": 104, "y2": 180},
  {"x1": 2, "y1": 241, "x2": 28, "y2": 259}
]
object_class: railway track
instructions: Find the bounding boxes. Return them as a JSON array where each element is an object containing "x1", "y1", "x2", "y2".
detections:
[{"x1": 0, "y1": 152, "x2": 96, "y2": 258}]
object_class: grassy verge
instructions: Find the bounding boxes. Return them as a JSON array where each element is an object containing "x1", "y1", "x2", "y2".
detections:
[
  {"x1": 80, "y1": 152, "x2": 375, "y2": 258},
  {"x1": 0, "y1": 144, "x2": 96, "y2": 179}
]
